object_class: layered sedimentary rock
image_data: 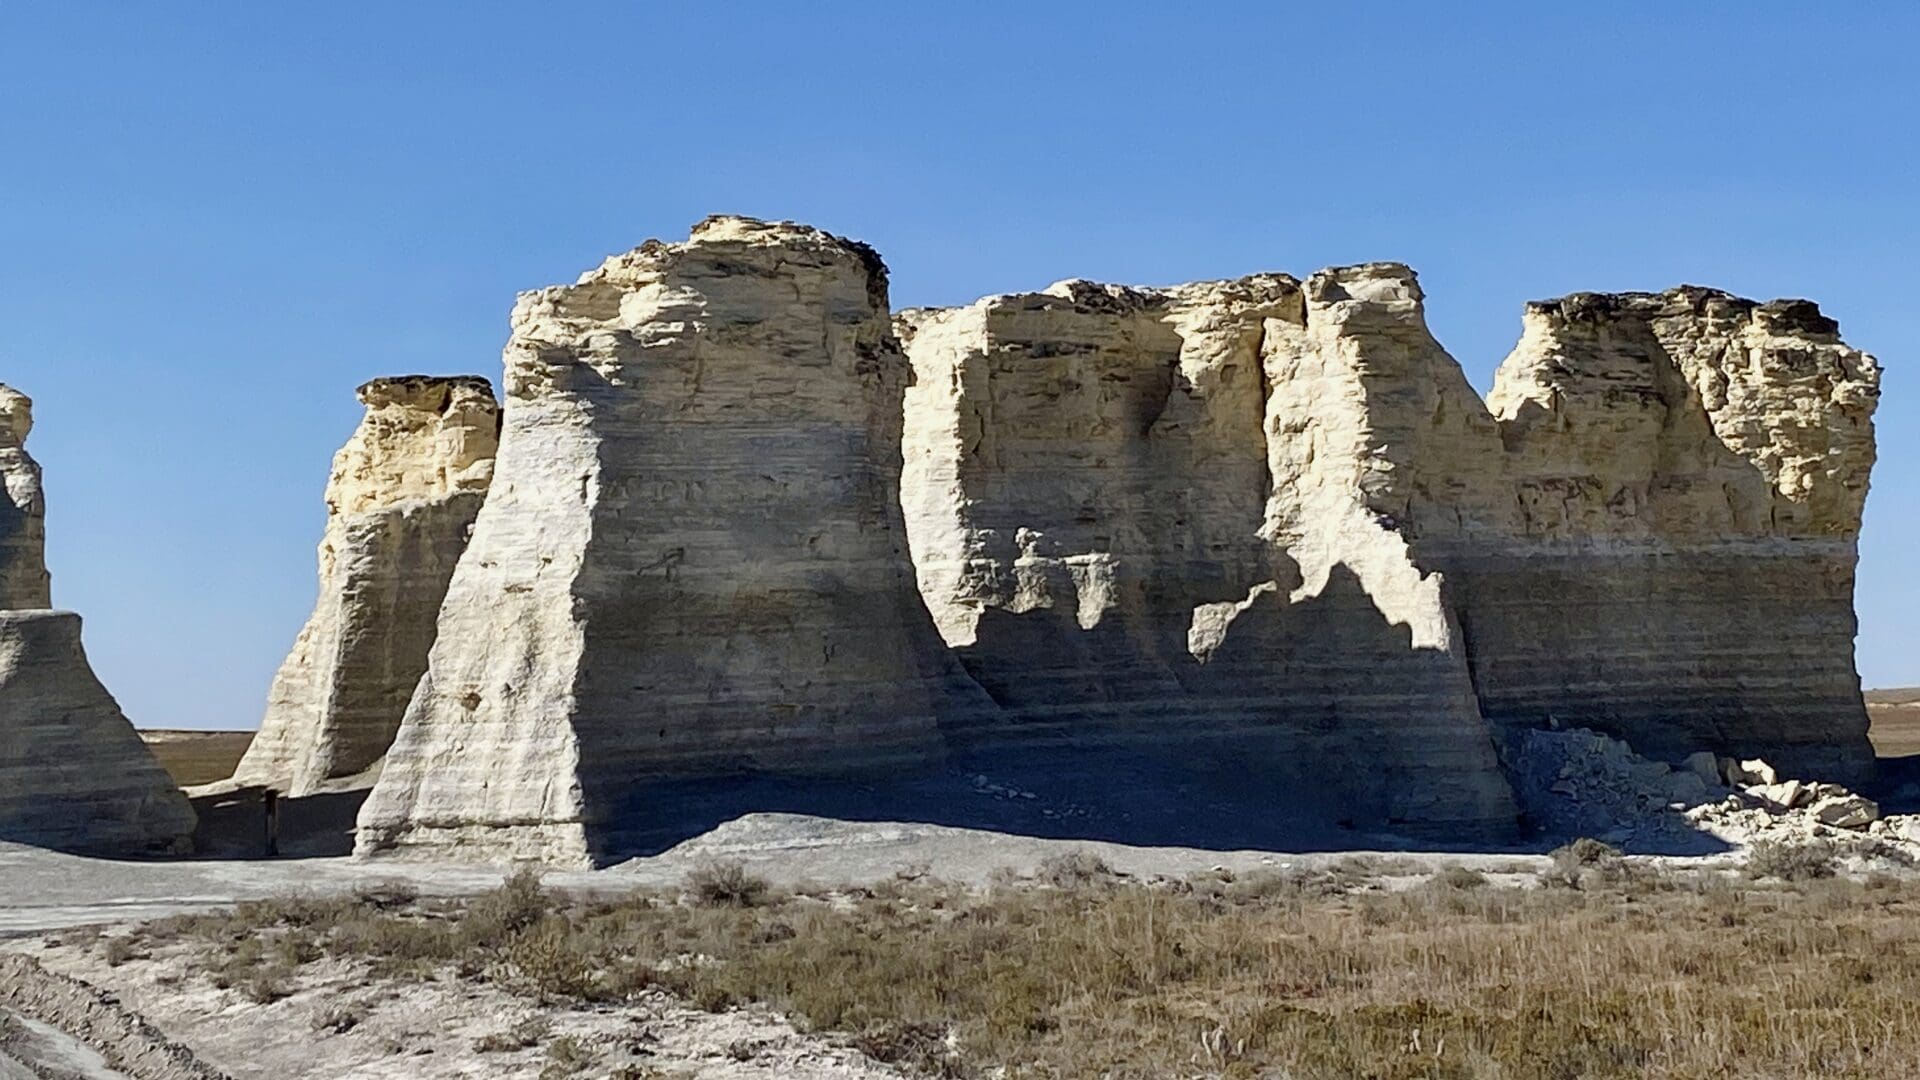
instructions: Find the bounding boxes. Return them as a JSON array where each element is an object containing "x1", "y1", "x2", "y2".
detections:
[
  {"x1": 0, "y1": 612, "x2": 195, "y2": 855},
  {"x1": 1453, "y1": 289, "x2": 1881, "y2": 781},
  {"x1": 900, "y1": 261, "x2": 1880, "y2": 811},
  {"x1": 357, "y1": 217, "x2": 995, "y2": 864},
  {"x1": 0, "y1": 386, "x2": 193, "y2": 855},
  {"x1": 0, "y1": 385, "x2": 51, "y2": 609},
  {"x1": 232, "y1": 377, "x2": 500, "y2": 795},
  {"x1": 899, "y1": 270, "x2": 1520, "y2": 833},
  {"x1": 346, "y1": 214, "x2": 1878, "y2": 862}
]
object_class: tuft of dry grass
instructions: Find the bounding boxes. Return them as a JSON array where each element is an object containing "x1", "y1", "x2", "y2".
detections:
[
  {"x1": 113, "y1": 863, "x2": 1920, "y2": 1079},
  {"x1": 1747, "y1": 837, "x2": 1839, "y2": 881}
]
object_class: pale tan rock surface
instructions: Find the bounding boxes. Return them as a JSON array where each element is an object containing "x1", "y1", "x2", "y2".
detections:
[
  {"x1": 898, "y1": 268, "x2": 1520, "y2": 835},
  {"x1": 1459, "y1": 288, "x2": 1881, "y2": 782},
  {"x1": 0, "y1": 386, "x2": 51, "y2": 610},
  {"x1": 0, "y1": 611, "x2": 195, "y2": 856},
  {"x1": 358, "y1": 217, "x2": 996, "y2": 865},
  {"x1": 232, "y1": 376, "x2": 499, "y2": 795},
  {"x1": 900, "y1": 260, "x2": 1881, "y2": 822}
]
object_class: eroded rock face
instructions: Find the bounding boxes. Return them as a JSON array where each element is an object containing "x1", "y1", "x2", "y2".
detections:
[
  {"x1": 0, "y1": 387, "x2": 192, "y2": 855},
  {"x1": 347, "y1": 216, "x2": 1879, "y2": 862},
  {"x1": 0, "y1": 385, "x2": 51, "y2": 610},
  {"x1": 1454, "y1": 288, "x2": 1881, "y2": 782},
  {"x1": 0, "y1": 611, "x2": 195, "y2": 855},
  {"x1": 898, "y1": 269, "x2": 1521, "y2": 835},
  {"x1": 233, "y1": 377, "x2": 500, "y2": 795},
  {"x1": 357, "y1": 217, "x2": 995, "y2": 865},
  {"x1": 899, "y1": 261, "x2": 1881, "y2": 823}
]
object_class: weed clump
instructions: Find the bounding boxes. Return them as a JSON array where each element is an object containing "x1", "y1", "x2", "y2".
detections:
[
  {"x1": 1541, "y1": 838, "x2": 1625, "y2": 889},
  {"x1": 684, "y1": 862, "x2": 771, "y2": 908},
  {"x1": 1746, "y1": 838, "x2": 1838, "y2": 881},
  {"x1": 1036, "y1": 850, "x2": 1118, "y2": 889}
]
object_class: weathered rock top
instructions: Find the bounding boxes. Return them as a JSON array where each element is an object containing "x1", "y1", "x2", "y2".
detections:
[
  {"x1": 231, "y1": 376, "x2": 501, "y2": 797},
  {"x1": 0, "y1": 384, "x2": 31, "y2": 448},
  {"x1": 0, "y1": 383, "x2": 50, "y2": 610},
  {"x1": 1491, "y1": 284, "x2": 1880, "y2": 542},
  {"x1": 327, "y1": 376, "x2": 500, "y2": 517}
]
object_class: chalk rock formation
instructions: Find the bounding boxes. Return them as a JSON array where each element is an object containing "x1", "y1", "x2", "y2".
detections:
[
  {"x1": 0, "y1": 611, "x2": 195, "y2": 855},
  {"x1": 1454, "y1": 288, "x2": 1881, "y2": 781},
  {"x1": 358, "y1": 217, "x2": 994, "y2": 865},
  {"x1": 898, "y1": 269, "x2": 1520, "y2": 834},
  {"x1": 0, "y1": 385, "x2": 51, "y2": 609},
  {"x1": 0, "y1": 386, "x2": 192, "y2": 855},
  {"x1": 900, "y1": 261, "x2": 1881, "y2": 817},
  {"x1": 233, "y1": 377, "x2": 500, "y2": 795}
]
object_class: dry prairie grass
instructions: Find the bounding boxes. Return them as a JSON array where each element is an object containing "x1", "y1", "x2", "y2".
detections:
[{"x1": 112, "y1": 860, "x2": 1920, "y2": 1079}]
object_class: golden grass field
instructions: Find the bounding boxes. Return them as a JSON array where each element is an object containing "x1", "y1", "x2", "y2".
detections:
[
  {"x1": 138, "y1": 729, "x2": 255, "y2": 787},
  {"x1": 69, "y1": 851, "x2": 1920, "y2": 1080}
]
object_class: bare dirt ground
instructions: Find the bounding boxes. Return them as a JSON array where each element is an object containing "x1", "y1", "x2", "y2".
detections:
[
  {"x1": 0, "y1": 815, "x2": 1548, "y2": 936},
  {"x1": 17, "y1": 942, "x2": 908, "y2": 1080},
  {"x1": 137, "y1": 732, "x2": 254, "y2": 789},
  {"x1": 12, "y1": 853, "x2": 1920, "y2": 1079},
  {"x1": 0, "y1": 716, "x2": 1907, "y2": 1076}
]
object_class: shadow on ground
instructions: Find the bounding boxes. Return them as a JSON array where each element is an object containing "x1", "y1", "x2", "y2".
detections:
[
  {"x1": 583, "y1": 744, "x2": 1739, "y2": 865},
  {"x1": 152, "y1": 741, "x2": 1762, "y2": 865},
  {"x1": 186, "y1": 786, "x2": 370, "y2": 860}
]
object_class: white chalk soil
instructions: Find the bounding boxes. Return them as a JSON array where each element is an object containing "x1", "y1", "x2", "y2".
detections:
[{"x1": 13, "y1": 942, "x2": 905, "y2": 1080}]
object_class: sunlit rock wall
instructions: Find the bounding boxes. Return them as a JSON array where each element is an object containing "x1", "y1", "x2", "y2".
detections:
[
  {"x1": 898, "y1": 268, "x2": 1521, "y2": 834},
  {"x1": 233, "y1": 376, "x2": 500, "y2": 795},
  {"x1": 358, "y1": 217, "x2": 996, "y2": 865},
  {"x1": 1451, "y1": 290, "x2": 1881, "y2": 782}
]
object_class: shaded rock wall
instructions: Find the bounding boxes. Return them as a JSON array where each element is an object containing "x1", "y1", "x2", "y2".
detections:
[
  {"x1": 357, "y1": 217, "x2": 996, "y2": 865},
  {"x1": 899, "y1": 261, "x2": 1880, "y2": 817},
  {"x1": 0, "y1": 386, "x2": 193, "y2": 855},
  {"x1": 233, "y1": 377, "x2": 500, "y2": 795},
  {"x1": 0, "y1": 386, "x2": 51, "y2": 609},
  {"x1": 0, "y1": 613, "x2": 195, "y2": 855}
]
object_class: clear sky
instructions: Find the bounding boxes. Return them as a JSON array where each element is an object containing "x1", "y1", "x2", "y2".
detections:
[{"x1": 1, "y1": 4, "x2": 1914, "y2": 730}]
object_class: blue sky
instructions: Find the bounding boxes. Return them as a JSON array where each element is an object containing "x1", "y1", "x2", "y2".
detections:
[{"x1": 1, "y1": 4, "x2": 1914, "y2": 729}]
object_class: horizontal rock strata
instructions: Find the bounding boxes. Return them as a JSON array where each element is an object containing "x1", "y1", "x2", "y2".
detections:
[
  {"x1": 0, "y1": 388, "x2": 193, "y2": 856},
  {"x1": 1457, "y1": 289, "x2": 1881, "y2": 782},
  {"x1": 898, "y1": 273, "x2": 1519, "y2": 834},
  {"x1": 233, "y1": 376, "x2": 500, "y2": 795},
  {"x1": 357, "y1": 217, "x2": 996, "y2": 865},
  {"x1": 900, "y1": 260, "x2": 1880, "y2": 815},
  {"x1": 344, "y1": 215, "x2": 1878, "y2": 863},
  {"x1": 0, "y1": 611, "x2": 196, "y2": 855}
]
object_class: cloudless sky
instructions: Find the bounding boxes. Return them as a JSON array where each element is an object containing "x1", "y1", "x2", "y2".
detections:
[{"x1": 1, "y1": 4, "x2": 1914, "y2": 730}]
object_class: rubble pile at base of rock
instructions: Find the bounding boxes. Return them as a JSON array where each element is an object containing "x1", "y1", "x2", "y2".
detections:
[
  {"x1": 1512, "y1": 726, "x2": 1915, "y2": 863},
  {"x1": 233, "y1": 376, "x2": 500, "y2": 796}
]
